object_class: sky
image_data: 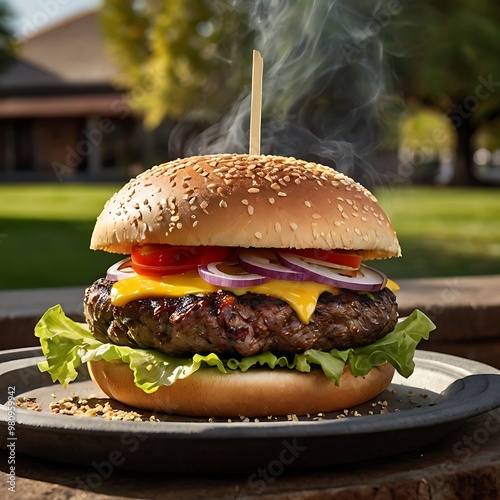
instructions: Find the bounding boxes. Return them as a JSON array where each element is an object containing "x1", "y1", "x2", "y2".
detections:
[{"x1": 7, "y1": 0, "x2": 100, "y2": 38}]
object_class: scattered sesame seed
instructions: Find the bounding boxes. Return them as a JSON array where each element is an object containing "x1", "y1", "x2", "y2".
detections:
[
  {"x1": 255, "y1": 231, "x2": 262, "y2": 239},
  {"x1": 268, "y1": 197, "x2": 275, "y2": 204},
  {"x1": 241, "y1": 199, "x2": 249, "y2": 205},
  {"x1": 247, "y1": 206, "x2": 254, "y2": 215},
  {"x1": 248, "y1": 187, "x2": 260, "y2": 193}
]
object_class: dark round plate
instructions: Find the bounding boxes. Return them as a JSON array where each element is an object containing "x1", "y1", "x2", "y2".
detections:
[{"x1": 1, "y1": 347, "x2": 500, "y2": 472}]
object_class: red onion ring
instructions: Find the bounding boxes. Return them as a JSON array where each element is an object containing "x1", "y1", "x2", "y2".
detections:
[
  {"x1": 198, "y1": 261, "x2": 270, "y2": 288},
  {"x1": 238, "y1": 248, "x2": 309, "y2": 281},
  {"x1": 277, "y1": 251, "x2": 387, "y2": 291},
  {"x1": 106, "y1": 258, "x2": 137, "y2": 282}
]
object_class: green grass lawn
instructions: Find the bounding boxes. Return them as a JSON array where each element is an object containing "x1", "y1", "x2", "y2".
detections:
[
  {"x1": 375, "y1": 186, "x2": 500, "y2": 279},
  {"x1": 0, "y1": 184, "x2": 121, "y2": 290},
  {"x1": 0, "y1": 184, "x2": 499, "y2": 290}
]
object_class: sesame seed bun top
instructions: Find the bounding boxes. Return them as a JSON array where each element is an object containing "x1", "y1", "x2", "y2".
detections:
[{"x1": 90, "y1": 154, "x2": 401, "y2": 259}]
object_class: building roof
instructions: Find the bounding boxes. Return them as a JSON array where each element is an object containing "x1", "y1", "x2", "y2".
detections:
[
  {"x1": 0, "y1": 10, "x2": 120, "y2": 95},
  {"x1": 0, "y1": 10, "x2": 130, "y2": 118}
]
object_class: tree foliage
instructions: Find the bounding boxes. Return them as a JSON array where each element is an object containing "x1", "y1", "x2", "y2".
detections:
[
  {"x1": 386, "y1": 0, "x2": 500, "y2": 181},
  {"x1": 100, "y1": 0, "x2": 252, "y2": 128},
  {"x1": 0, "y1": 1, "x2": 15, "y2": 68}
]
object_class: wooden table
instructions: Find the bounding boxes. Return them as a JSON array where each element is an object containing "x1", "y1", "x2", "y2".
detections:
[{"x1": 2, "y1": 409, "x2": 500, "y2": 499}]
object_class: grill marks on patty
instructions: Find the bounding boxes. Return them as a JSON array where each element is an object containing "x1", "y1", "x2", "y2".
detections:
[{"x1": 83, "y1": 278, "x2": 398, "y2": 358}]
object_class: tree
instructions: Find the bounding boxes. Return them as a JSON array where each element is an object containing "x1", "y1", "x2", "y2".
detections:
[
  {"x1": 100, "y1": 0, "x2": 252, "y2": 128},
  {"x1": 388, "y1": 0, "x2": 500, "y2": 184},
  {"x1": 0, "y1": 1, "x2": 15, "y2": 70}
]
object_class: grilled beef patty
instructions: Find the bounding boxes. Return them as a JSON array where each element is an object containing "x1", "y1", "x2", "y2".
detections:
[{"x1": 83, "y1": 278, "x2": 398, "y2": 358}]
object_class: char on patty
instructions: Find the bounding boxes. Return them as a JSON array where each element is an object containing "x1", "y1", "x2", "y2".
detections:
[{"x1": 83, "y1": 278, "x2": 398, "y2": 358}]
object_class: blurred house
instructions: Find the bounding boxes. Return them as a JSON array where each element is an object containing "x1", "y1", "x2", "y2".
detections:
[{"x1": 0, "y1": 10, "x2": 158, "y2": 181}]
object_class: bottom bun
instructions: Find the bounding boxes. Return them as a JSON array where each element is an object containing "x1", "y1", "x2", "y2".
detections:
[{"x1": 87, "y1": 360, "x2": 395, "y2": 417}]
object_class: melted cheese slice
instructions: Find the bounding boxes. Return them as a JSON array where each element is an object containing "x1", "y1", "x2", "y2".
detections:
[{"x1": 111, "y1": 270, "x2": 340, "y2": 324}]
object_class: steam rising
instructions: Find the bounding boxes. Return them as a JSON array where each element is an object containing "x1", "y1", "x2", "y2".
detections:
[{"x1": 169, "y1": 0, "x2": 396, "y2": 181}]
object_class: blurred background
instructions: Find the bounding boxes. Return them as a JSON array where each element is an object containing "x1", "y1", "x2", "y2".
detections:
[{"x1": 0, "y1": 0, "x2": 499, "y2": 290}]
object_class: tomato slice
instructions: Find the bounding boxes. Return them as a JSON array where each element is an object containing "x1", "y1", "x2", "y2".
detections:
[
  {"x1": 131, "y1": 245, "x2": 233, "y2": 277},
  {"x1": 289, "y1": 249, "x2": 362, "y2": 270}
]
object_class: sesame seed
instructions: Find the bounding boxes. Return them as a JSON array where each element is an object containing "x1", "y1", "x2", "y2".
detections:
[
  {"x1": 255, "y1": 231, "x2": 262, "y2": 239},
  {"x1": 176, "y1": 223, "x2": 183, "y2": 229},
  {"x1": 193, "y1": 220, "x2": 198, "y2": 227},
  {"x1": 268, "y1": 198, "x2": 275, "y2": 204},
  {"x1": 219, "y1": 200, "x2": 228, "y2": 208},
  {"x1": 171, "y1": 215, "x2": 180, "y2": 222},
  {"x1": 270, "y1": 183, "x2": 281, "y2": 191},
  {"x1": 247, "y1": 206, "x2": 254, "y2": 215},
  {"x1": 354, "y1": 228, "x2": 362, "y2": 236},
  {"x1": 304, "y1": 201, "x2": 311, "y2": 208},
  {"x1": 312, "y1": 214, "x2": 321, "y2": 219},
  {"x1": 289, "y1": 222, "x2": 298, "y2": 231},
  {"x1": 200, "y1": 200, "x2": 209, "y2": 209},
  {"x1": 337, "y1": 204, "x2": 344, "y2": 212},
  {"x1": 342, "y1": 212, "x2": 349, "y2": 219},
  {"x1": 248, "y1": 187, "x2": 260, "y2": 193},
  {"x1": 241, "y1": 199, "x2": 249, "y2": 205},
  {"x1": 156, "y1": 215, "x2": 163, "y2": 222},
  {"x1": 277, "y1": 192, "x2": 287, "y2": 197},
  {"x1": 275, "y1": 222, "x2": 281, "y2": 232}
]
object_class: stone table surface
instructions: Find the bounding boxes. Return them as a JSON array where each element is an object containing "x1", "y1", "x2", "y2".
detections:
[{"x1": 1, "y1": 409, "x2": 500, "y2": 499}]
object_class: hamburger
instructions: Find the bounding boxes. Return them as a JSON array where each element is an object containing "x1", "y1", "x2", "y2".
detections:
[{"x1": 35, "y1": 154, "x2": 435, "y2": 417}]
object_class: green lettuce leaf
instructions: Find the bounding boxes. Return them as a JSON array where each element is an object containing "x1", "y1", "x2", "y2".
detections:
[{"x1": 34, "y1": 305, "x2": 435, "y2": 394}]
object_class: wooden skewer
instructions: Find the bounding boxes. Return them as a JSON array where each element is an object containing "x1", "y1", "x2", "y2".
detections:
[{"x1": 249, "y1": 50, "x2": 263, "y2": 155}]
